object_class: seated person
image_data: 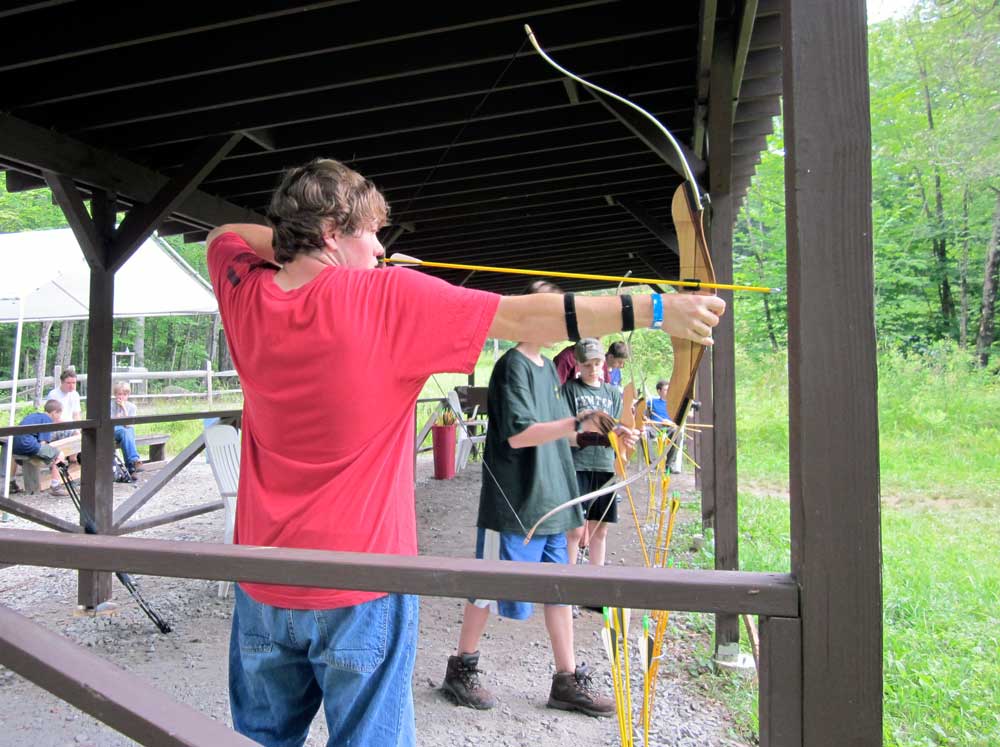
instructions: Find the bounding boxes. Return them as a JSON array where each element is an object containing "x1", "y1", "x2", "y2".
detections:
[
  {"x1": 12, "y1": 399, "x2": 69, "y2": 496},
  {"x1": 111, "y1": 382, "x2": 143, "y2": 474},
  {"x1": 46, "y1": 369, "x2": 82, "y2": 431},
  {"x1": 647, "y1": 379, "x2": 671, "y2": 424}
]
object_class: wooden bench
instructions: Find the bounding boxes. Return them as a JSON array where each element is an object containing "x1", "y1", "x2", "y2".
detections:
[{"x1": 2, "y1": 432, "x2": 169, "y2": 494}]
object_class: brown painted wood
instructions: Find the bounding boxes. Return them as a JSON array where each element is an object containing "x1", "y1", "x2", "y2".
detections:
[
  {"x1": 696, "y1": 353, "x2": 714, "y2": 527},
  {"x1": 783, "y1": 1, "x2": 882, "y2": 744},
  {"x1": 759, "y1": 616, "x2": 803, "y2": 746},
  {"x1": 0, "y1": 604, "x2": 259, "y2": 747},
  {"x1": 0, "y1": 529, "x2": 800, "y2": 616},
  {"x1": 614, "y1": 196, "x2": 679, "y2": 257},
  {"x1": 112, "y1": 409, "x2": 242, "y2": 427},
  {"x1": 112, "y1": 433, "x2": 206, "y2": 528},
  {"x1": 586, "y1": 87, "x2": 707, "y2": 181},
  {"x1": 109, "y1": 132, "x2": 244, "y2": 272},
  {"x1": 41, "y1": 171, "x2": 104, "y2": 269},
  {"x1": 0, "y1": 497, "x2": 82, "y2": 534},
  {"x1": 0, "y1": 418, "x2": 96, "y2": 438},
  {"x1": 0, "y1": 113, "x2": 265, "y2": 230},
  {"x1": 708, "y1": 23, "x2": 740, "y2": 653},
  {"x1": 115, "y1": 500, "x2": 225, "y2": 536}
]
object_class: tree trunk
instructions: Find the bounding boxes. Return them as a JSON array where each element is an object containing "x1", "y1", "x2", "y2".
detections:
[
  {"x1": 33, "y1": 320, "x2": 54, "y2": 406},
  {"x1": 207, "y1": 313, "x2": 220, "y2": 368},
  {"x1": 975, "y1": 190, "x2": 1000, "y2": 368},
  {"x1": 218, "y1": 327, "x2": 232, "y2": 372},
  {"x1": 917, "y1": 57, "x2": 955, "y2": 329},
  {"x1": 958, "y1": 188, "x2": 972, "y2": 347},
  {"x1": 748, "y1": 215, "x2": 780, "y2": 351},
  {"x1": 134, "y1": 316, "x2": 145, "y2": 367},
  {"x1": 56, "y1": 320, "x2": 74, "y2": 370}
]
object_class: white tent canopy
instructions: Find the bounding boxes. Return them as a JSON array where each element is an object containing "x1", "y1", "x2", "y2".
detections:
[{"x1": 0, "y1": 228, "x2": 217, "y2": 322}]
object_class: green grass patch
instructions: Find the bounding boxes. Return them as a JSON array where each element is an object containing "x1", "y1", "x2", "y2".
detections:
[{"x1": 675, "y1": 495, "x2": 1000, "y2": 747}]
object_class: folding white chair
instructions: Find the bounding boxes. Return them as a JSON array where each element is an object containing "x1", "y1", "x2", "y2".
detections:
[
  {"x1": 204, "y1": 424, "x2": 240, "y2": 598},
  {"x1": 447, "y1": 390, "x2": 487, "y2": 473}
]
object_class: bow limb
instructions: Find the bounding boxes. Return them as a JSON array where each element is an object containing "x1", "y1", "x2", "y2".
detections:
[
  {"x1": 664, "y1": 184, "x2": 717, "y2": 464},
  {"x1": 523, "y1": 447, "x2": 669, "y2": 543}
]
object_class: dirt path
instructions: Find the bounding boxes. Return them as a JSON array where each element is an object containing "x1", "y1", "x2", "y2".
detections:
[{"x1": 0, "y1": 455, "x2": 749, "y2": 746}]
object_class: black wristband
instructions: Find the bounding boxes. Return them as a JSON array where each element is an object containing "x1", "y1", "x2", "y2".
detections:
[
  {"x1": 564, "y1": 293, "x2": 581, "y2": 342},
  {"x1": 620, "y1": 294, "x2": 635, "y2": 332}
]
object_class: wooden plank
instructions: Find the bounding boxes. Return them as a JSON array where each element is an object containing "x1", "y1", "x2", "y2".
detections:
[
  {"x1": 708, "y1": 23, "x2": 740, "y2": 654},
  {"x1": 732, "y1": 0, "x2": 760, "y2": 99},
  {"x1": 108, "y1": 133, "x2": 244, "y2": 272},
  {"x1": 41, "y1": 171, "x2": 104, "y2": 269},
  {"x1": 783, "y1": 1, "x2": 882, "y2": 744},
  {"x1": 0, "y1": 419, "x2": 95, "y2": 438},
  {"x1": 112, "y1": 433, "x2": 205, "y2": 528},
  {"x1": 115, "y1": 500, "x2": 224, "y2": 536},
  {"x1": 0, "y1": 605, "x2": 259, "y2": 747},
  {"x1": 586, "y1": 87, "x2": 707, "y2": 181},
  {"x1": 0, "y1": 113, "x2": 266, "y2": 230},
  {"x1": 759, "y1": 616, "x2": 803, "y2": 746},
  {"x1": 692, "y1": 0, "x2": 718, "y2": 158},
  {"x1": 0, "y1": 497, "x2": 82, "y2": 534},
  {"x1": 0, "y1": 529, "x2": 801, "y2": 616},
  {"x1": 613, "y1": 196, "x2": 679, "y2": 257},
  {"x1": 696, "y1": 354, "x2": 714, "y2": 527}
]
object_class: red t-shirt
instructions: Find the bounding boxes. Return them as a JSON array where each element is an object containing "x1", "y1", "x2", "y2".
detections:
[
  {"x1": 553, "y1": 345, "x2": 578, "y2": 384},
  {"x1": 208, "y1": 233, "x2": 499, "y2": 609}
]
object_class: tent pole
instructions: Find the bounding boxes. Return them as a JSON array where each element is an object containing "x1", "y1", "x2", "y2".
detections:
[{"x1": 2, "y1": 295, "x2": 26, "y2": 520}]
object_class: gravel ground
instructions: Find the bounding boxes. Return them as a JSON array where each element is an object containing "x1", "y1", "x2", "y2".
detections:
[{"x1": 0, "y1": 453, "x2": 752, "y2": 747}]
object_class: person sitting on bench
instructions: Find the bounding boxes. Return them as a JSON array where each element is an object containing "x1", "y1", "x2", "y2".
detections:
[
  {"x1": 111, "y1": 382, "x2": 143, "y2": 474},
  {"x1": 12, "y1": 399, "x2": 69, "y2": 496}
]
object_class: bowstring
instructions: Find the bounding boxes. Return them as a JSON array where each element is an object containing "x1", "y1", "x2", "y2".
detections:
[
  {"x1": 429, "y1": 374, "x2": 530, "y2": 535},
  {"x1": 395, "y1": 35, "x2": 531, "y2": 218}
]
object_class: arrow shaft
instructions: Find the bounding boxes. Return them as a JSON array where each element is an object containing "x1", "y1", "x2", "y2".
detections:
[{"x1": 385, "y1": 256, "x2": 775, "y2": 294}]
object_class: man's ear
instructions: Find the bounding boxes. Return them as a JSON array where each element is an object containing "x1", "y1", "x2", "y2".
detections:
[{"x1": 322, "y1": 233, "x2": 339, "y2": 252}]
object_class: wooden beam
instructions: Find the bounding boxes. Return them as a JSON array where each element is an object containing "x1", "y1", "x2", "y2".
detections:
[
  {"x1": 733, "y1": 0, "x2": 760, "y2": 100},
  {"x1": 115, "y1": 500, "x2": 225, "y2": 536},
  {"x1": 0, "y1": 605, "x2": 259, "y2": 747},
  {"x1": 0, "y1": 113, "x2": 265, "y2": 230},
  {"x1": 0, "y1": 529, "x2": 801, "y2": 616},
  {"x1": 733, "y1": 134, "x2": 769, "y2": 156},
  {"x1": 586, "y1": 88, "x2": 707, "y2": 181},
  {"x1": 759, "y1": 616, "x2": 803, "y2": 746},
  {"x1": 3, "y1": 169, "x2": 45, "y2": 192},
  {"x1": 109, "y1": 133, "x2": 244, "y2": 272},
  {"x1": 735, "y1": 119, "x2": 775, "y2": 139},
  {"x1": 735, "y1": 97, "x2": 781, "y2": 122},
  {"x1": 692, "y1": 0, "x2": 718, "y2": 158},
  {"x1": 708, "y1": 23, "x2": 741, "y2": 656},
  {"x1": 112, "y1": 433, "x2": 206, "y2": 528},
  {"x1": 744, "y1": 48, "x2": 784, "y2": 80},
  {"x1": 0, "y1": 497, "x2": 82, "y2": 534},
  {"x1": 613, "y1": 196, "x2": 679, "y2": 257},
  {"x1": 41, "y1": 171, "x2": 104, "y2": 269},
  {"x1": 783, "y1": 1, "x2": 882, "y2": 744},
  {"x1": 741, "y1": 75, "x2": 783, "y2": 100}
]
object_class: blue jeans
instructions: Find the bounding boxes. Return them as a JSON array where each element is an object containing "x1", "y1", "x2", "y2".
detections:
[
  {"x1": 229, "y1": 586, "x2": 419, "y2": 747},
  {"x1": 114, "y1": 425, "x2": 140, "y2": 466}
]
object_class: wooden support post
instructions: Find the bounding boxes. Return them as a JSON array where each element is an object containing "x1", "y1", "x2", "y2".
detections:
[
  {"x1": 759, "y1": 616, "x2": 803, "y2": 746},
  {"x1": 696, "y1": 356, "x2": 714, "y2": 525},
  {"x1": 81, "y1": 192, "x2": 117, "y2": 607},
  {"x1": 206, "y1": 359, "x2": 214, "y2": 406},
  {"x1": 783, "y1": 1, "x2": 882, "y2": 744},
  {"x1": 708, "y1": 23, "x2": 740, "y2": 656}
]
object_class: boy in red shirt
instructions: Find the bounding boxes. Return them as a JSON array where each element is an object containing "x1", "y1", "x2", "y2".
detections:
[{"x1": 207, "y1": 158, "x2": 724, "y2": 747}]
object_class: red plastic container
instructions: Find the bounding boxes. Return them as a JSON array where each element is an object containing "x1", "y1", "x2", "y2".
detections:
[{"x1": 431, "y1": 424, "x2": 457, "y2": 480}]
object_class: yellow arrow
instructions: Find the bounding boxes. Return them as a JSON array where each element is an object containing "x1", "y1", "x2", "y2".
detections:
[{"x1": 383, "y1": 253, "x2": 780, "y2": 294}]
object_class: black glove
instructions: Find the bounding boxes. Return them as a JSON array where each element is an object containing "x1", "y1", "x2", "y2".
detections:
[{"x1": 576, "y1": 431, "x2": 611, "y2": 448}]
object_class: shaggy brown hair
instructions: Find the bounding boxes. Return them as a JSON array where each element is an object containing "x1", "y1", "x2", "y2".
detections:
[{"x1": 267, "y1": 159, "x2": 389, "y2": 263}]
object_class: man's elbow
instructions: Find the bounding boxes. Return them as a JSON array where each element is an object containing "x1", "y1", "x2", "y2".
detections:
[{"x1": 205, "y1": 225, "x2": 233, "y2": 247}]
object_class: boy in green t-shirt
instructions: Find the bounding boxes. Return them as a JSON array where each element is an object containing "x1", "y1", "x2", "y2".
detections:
[
  {"x1": 562, "y1": 338, "x2": 623, "y2": 569},
  {"x1": 442, "y1": 283, "x2": 638, "y2": 718}
]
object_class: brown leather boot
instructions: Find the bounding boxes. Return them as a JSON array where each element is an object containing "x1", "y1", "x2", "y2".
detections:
[
  {"x1": 547, "y1": 663, "x2": 615, "y2": 717},
  {"x1": 441, "y1": 651, "x2": 497, "y2": 710}
]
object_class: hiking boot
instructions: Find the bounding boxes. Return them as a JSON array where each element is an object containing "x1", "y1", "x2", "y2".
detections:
[
  {"x1": 8, "y1": 479, "x2": 22, "y2": 495},
  {"x1": 547, "y1": 663, "x2": 615, "y2": 718},
  {"x1": 129, "y1": 461, "x2": 145, "y2": 474},
  {"x1": 48, "y1": 484, "x2": 68, "y2": 497},
  {"x1": 441, "y1": 651, "x2": 497, "y2": 710}
]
